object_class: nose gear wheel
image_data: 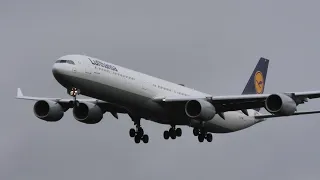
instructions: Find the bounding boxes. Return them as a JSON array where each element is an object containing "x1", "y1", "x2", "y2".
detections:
[{"x1": 68, "y1": 87, "x2": 80, "y2": 107}]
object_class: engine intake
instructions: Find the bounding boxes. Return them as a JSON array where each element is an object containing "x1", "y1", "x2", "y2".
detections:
[
  {"x1": 73, "y1": 102, "x2": 103, "y2": 124},
  {"x1": 33, "y1": 100, "x2": 64, "y2": 121},
  {"x1": 265, "y1": 93, "x2": 297, "y2": 116},
  {"x1": 185, "y1": 99, "x2": 216, "y2": 121}
]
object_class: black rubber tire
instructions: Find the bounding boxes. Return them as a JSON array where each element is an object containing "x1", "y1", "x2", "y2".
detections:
[
  {"x1": 171, "y1": 134, "x2": 176, "y2": 139},
  {"x1": 142, "y1": 134, "x2": 149, "y2": 143},
  {"x1": 169, "y1": 128, "x2": 176, "y2": 139},
  {"x1": 137, "y1": 128, "x2": 144, "y2": 137},
  {"x1": 193, "y1": 128, "x2": 199, "y2": 136},
  {"x1": 206, "y1": 133, "x2": 213, "y2": 142},
  {"x1": 198, "y1": 134, "x2": 205, "y2": 142},
  {"x1": 134, "y1": 135, "x2": 141, "y2": 144},
  {"x1": 176, "y1": 128, "x2": 182, "y2": 137},
  {"x1": 163, "y1": 131, "x2": 170, "y2": 140},
  {"x1": 129, "y1": 128, "x2": 136, "y2": 137}
]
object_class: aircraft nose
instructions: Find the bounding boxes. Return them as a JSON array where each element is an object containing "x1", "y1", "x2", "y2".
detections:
[
  {"x1": 52, "y1": 63, "x2": 61, "y2": 75},
  {"x1": 52, "y1": 62, "x2": 70, "y2": 87},
  {"x1": 52, "y1": 62, "x2": 68, "y2": 77}
]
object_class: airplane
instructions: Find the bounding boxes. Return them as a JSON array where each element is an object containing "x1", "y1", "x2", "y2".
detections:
[{"x1": 16, "y1": 55, "x2": 320, "y2": 144}]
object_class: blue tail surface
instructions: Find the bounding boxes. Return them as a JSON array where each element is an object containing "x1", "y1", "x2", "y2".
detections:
[{"x1": 242, "y1": 57, "x2": 269, "y2": 111}]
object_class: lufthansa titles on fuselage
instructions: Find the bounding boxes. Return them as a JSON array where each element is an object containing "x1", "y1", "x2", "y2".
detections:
[{"x1": 89, "y1": 58, "x2": 118, "y2": 72}]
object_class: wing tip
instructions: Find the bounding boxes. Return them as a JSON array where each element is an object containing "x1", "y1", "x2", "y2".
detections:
[{"x1": 17, "y1": 88, "x2": 23, "y2": 98}]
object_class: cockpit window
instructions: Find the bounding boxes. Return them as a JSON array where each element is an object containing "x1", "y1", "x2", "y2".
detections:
[
  {"x1": 55, "y1": 60, "x2": 75, "y2": 65},
  {"x1": 67, "y1": 60, "x2": 75, "y2": 64}
]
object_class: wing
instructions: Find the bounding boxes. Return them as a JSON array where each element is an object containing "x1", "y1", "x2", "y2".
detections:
[
  {"x1": 255, "y1": 110, "x2": 320, "y2": 119},
  {"x1": 16, "y1": 88, "x2": 128, "y2": 114},
  {"x1": 153, "y1": 91, "x2": 320, "y2": 113}
]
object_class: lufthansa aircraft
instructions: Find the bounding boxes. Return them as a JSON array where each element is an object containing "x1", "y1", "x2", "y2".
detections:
[{"x1": 17, "y1": 55, "x2": 320, "y2": 144}]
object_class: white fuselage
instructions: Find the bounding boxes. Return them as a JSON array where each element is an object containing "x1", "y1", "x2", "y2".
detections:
[{"x1": 52, "y1": 54, "x2": 263, "y2": 133}]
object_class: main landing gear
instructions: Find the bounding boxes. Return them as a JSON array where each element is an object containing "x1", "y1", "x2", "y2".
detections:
[
  {"x1": 193, "y1": 127, "x2": 213, "y2": 143},
  {"x1": 69, "y1": 87, "x2": 80, "y2": 107},
  {"x1": 163, "y1": 125, "x2": 182, "y2": 140},
  {"x1": 129, "y1": 117, "x2": 149, "y2": 144}
]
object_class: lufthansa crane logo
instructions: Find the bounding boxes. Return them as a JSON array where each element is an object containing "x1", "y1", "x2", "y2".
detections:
[{"x1": 254, "y1": 71, "x2": 264, "y2": 94}]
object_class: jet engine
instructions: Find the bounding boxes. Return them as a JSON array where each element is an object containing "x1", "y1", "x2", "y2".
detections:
[
  {"x1": 73, "y1": 102, "x2": 103, "y2": 124},
  {"x1": 265, "y1": 93, "x2": 297, "y2": 116},
  {"x1": 185, "y1": 99, "x2": 216, "y2": 121},
  {"x1": 33, "y1": 100, "x2": 64, "y2": 121}
]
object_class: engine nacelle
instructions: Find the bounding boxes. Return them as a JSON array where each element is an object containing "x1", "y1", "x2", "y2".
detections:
[
  {"x1": 33, "y1": 100, "x2": 64, "y2": 122},
  {"x1": 73, "y1": 102, "x2": 103, "y2": 124},
  {"x1": 265, "y1": 93, "x2": 297, "y2": 116},
  {"x1": 185, "y1": 99, "x2": 216, "y2": 121}
]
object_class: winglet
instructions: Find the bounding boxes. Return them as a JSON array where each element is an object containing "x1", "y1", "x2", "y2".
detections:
[
  {"x1": 17, "y1": 88, "x2": 23, "y2": 98},
  {"x1": 16, "y1": 88, "x2": 61, "y2": 101}
]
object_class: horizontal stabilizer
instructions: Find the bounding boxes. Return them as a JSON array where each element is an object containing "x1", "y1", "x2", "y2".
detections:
[{"x1": 255, "y1": 110, "x2": 320, "y2": 119}]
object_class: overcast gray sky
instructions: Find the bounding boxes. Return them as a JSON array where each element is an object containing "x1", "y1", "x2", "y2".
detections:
[{"x1": 1, "y1": 0, "x2": 320, "y2": 179}]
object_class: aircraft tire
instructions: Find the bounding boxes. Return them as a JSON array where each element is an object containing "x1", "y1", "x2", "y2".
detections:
[
  {"x1": 169, "y1": 128, "x2": 176, "y2": 139},
  {"x1": 193, "y1": 128, "x2": 199, "y2": 136},
  {"x1": 137, "y1": 128, "x2": 144, "y2": 137},
  {"x1": 163, "y1": 130, "x2": 170, "y2": 140},
  {"x1": 134, "y1": 135, "x2": 141, "y2": 144},
  {"x1": 176, "y1": 128, "x2": 182, "y2": 137},
  {"x1": 142, "y1": 134, "x2": 149, "y2": 143},
  {"x1": 206, "y1": 134, "x2": 213, "y2": 142},
  {"x1": 198, "y1": 134, "x2": 205, "y2": 142},
  {"x1": 129, "y1": 128, "x2": 136, "y2": 137}
]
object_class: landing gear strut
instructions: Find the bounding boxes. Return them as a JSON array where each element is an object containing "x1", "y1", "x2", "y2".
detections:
[
  {"x1": 69, "y1": 87, "x2": 80, "y2": 107},
  {"x1": 129, "y1": 116, "x2": 149, "y2": 144},
  {"x1": 193, "y1": 127, "x2": 212, "y2": 142},
  {"x1": 163, "y1": 125, "x2": 182, "y2": 140}
]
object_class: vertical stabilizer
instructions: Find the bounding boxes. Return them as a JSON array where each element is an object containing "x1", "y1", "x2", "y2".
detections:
[{"x1": 242, "y1": 58, "x2": 269, "y2": 111}]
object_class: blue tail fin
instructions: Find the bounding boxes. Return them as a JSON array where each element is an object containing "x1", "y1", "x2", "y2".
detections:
[{"x1": 242, "y1": 57, "x2": 269, "y2": 111}]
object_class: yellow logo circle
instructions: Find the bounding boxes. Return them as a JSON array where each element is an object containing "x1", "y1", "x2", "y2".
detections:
[{"x1": 254, "y1": 71, "x2": 264, "y2": 94}]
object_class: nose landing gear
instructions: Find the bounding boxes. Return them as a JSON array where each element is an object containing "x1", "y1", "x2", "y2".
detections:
[{"x1": 68, "y1": 87, "x2": 80, "y2": 107}]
